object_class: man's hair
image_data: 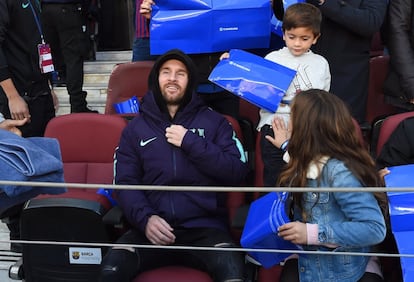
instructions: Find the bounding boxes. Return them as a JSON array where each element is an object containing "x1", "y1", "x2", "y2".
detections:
[{"x1": 282, "y1": 3, "x2": 322, "y2": 36}]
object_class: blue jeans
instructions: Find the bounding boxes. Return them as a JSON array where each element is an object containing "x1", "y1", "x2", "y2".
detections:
[{"x1": 132, "y1": 37, "x2": 158, "y2": 62}]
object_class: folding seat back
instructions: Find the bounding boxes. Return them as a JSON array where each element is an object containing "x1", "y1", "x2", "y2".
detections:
[
  {"x1": 239, "y1": 99, "x2": 260, "y2": 129},
  {"x1": 222, "y1": 114, "x2": 248, "y2": 239},
  {"x1": 376, "y1": 112, "x2": 414, "y2": 157},
  {"x1": 366, "y1": 55, "x2": 398, "y2": 126},
  {"x1": 105, "y1": 61, "x2": 154, "y2": 115},
  {"x1": 19, "y1": 113, "x2": 127, "y2": 282},
  {"x1": 370, "y1": 32, "x2": 384, "y2": 58},
  {"x1": 239, "y1": 99, "x2": 260, "y2": 148}
]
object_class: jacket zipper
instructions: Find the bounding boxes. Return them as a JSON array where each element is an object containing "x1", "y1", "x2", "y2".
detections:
[{"x1": 170, "y1": 148, "x2": 177, "y2": 225}]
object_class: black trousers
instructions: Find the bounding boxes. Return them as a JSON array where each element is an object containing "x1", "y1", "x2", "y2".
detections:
[
  {"x1": 100, "y1": 227, "x2": 245, "y2": 282},
  {"x1": 0, "y1": 90, "x2": 55, "y2": 138},
  {"x1": 41, "y1": 3, "x2": 89, "y2": 110},
  {"x1": 260, "y1": 125, "x2": 286, "y2": 187}
]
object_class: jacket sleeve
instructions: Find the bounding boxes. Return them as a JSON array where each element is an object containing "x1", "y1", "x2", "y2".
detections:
[
  {"x1": 272, "y1": 0, "x2": 284, "y2": 21},
  {"x1": 114, "y1": 125, "x2": 157, "y2": 232},
  {"x1": 181, "y1": 115, "x2": 249, "y2": 186},
  {"x1": 386, "y1": 0, "x2": 414, "y2": 100},
  {"x1": 377, "y1": 117, "x2": 414, "y2": 168},
  {"x1": 0, "y1": 1, "x2": 11, "y2": 82},
  {"x1": 318, "y1": 163, "x2": 386, "y2": 248},
  {"x1": 307, "y1": 0, "x2": 387, "y2": 37}
]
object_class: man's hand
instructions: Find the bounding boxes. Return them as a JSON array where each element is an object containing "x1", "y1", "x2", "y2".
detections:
[
  {"x1": 51, "y1": 89, "x2": 59, "y2": 111},
  {"x1": 0, "y1": 118, "x2": 28, "y2": 136},
  {"x1": 8, "y1": 95, "x2": 31, "y2": 122},
  {"x1": 165, "y1": 124, "x2": 188, "y2": 147},
  {"x1": 278, "y1": 221, "x2": 307, "y2": 245},
  {"x1": 140, "y1": 0, "x2": 155, "y2": 19},
  {"x1": 145, "y1": 215, "x2": 176, "y2": 245}
]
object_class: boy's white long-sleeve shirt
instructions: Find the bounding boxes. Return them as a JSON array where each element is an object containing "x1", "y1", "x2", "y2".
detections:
[{"x1": 257, "y1": 47, "x2": 331, "y2": 130}]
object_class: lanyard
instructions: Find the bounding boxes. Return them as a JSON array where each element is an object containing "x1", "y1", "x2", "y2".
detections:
[{"x1": 28, "y1": 0, "x2": 45, "y2": 44}]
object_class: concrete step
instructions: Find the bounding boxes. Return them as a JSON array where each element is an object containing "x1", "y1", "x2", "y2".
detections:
[
  {"x1": 54, "y1": 87, "x2": 107, "y2": 116},
  {"x1": 53, "y1": 50, "x2": 133, "y2": 116},
  {"x1": 95, "y1": 50, "x2": 132, "y2": 62},
  {"x1": 84, "y1": 61, "x2": 119, "y2": 74},
  {"x1": 84, "y1": 73, "x2": 111, "y2": 85}
]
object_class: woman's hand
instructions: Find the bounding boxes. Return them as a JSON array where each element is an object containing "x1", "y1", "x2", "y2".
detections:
[
  {"x1": 378, "y1": 167, "x2": 390, "y2": 181},
  {"x1": 278, "y1": 222, "x2": 307, "y2": 245}
]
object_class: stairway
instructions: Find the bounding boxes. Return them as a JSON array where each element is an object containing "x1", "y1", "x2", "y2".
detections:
[{"x1": 53, "y1": 50, "x2": 133, "y2": 116}]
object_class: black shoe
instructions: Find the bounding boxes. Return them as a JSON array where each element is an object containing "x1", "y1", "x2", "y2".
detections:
[
  {"x1": 5, "y1": 214, "x2": 22, "y2": 253},
  {"x1": 10, "y1": 242, "x2": 22, "y2": 253},
  {"x1": 71, "y1": 107, "x2": 99, "y2": 113}
]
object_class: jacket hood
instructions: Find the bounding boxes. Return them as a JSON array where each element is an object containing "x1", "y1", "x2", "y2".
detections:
[{"x1": 148, "y1": 49, "x2": 198, "y2": 115}]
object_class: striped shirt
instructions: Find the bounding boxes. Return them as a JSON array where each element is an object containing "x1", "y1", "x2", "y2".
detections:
[{"x1": 135, "y1": 0, "x2": 150, "y2": 39}]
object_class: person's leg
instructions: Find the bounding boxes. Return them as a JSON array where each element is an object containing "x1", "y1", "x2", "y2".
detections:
[
  {"x1": 279, "y1": 259, "x2": 299, "y2": 282},
  {"x1": 100, "y1": 229, "x2": 186, "y2": 281},
  {"x1": 0, "y1": 203, "x2": 24, "y2": 253},
  {"x1": 176, "y1": 228, "x2": 245, "y2": 282},
  {"x1": 100, "y1": 230, "x2": 141, "y2": 282},
  {"x1": 260, "y1": 125, "x2": 285, "y2": 187},
  {"x1": 20, "y1": 93, "x2": 55, "y2": 137},
  {"x1": 56, "y1": 4, "x2": 94, "y2": 112},
  {"x1": 132, "y1": 37, "x2": 158, "y2": 62}
]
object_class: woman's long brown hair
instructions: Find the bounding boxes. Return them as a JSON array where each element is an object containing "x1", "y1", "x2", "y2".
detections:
[{"x1": 277, "y1": 89, "x2": 388, "y2": 217}]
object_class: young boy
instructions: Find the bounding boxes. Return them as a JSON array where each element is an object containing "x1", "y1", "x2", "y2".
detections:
[{"x1": 258, "y1": 3, "x2": 331, "y2": 186}]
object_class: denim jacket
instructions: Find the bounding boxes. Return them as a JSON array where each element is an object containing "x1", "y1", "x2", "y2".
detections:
[{"x1": 294, "y1": 158, "x2": 386, "y2": 282}]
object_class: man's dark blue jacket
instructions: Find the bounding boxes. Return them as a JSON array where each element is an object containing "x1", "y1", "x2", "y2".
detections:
[{"x1": 115, "y1": 50, "x2": 249, "y2": 233}]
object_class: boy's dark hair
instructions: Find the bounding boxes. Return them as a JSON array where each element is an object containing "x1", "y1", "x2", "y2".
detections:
[{"x1": 282, "y1": 3, "x2": 322, "y2": 36}]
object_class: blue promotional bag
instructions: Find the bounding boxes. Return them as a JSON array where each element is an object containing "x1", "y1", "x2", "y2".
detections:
[
  {"x1": 150, "y1": 0, "x2": 271, "y2": 55},
  {"x1": 208, "y1": 49, "x2": 296, "y2": 113},
  {"x1": 384, "y1": 164, "x2": 414, "y2": 282},
  {"x1": 241, "y1": 192, "x2": 299, "y2": 268},
  {"x1": 113, "y1": 96, "x2": 140, "y2": 114}
]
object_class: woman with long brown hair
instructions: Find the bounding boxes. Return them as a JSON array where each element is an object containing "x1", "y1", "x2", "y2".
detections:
[{"x1": 266, "y1": 89, "x2": 387, "y2": 282}]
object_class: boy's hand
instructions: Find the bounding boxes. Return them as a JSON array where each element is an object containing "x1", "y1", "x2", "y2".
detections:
[{"x1": 220, "y1": 52, "x2": 230, "y2": 60}]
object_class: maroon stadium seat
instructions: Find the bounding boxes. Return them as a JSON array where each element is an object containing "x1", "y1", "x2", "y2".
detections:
[{"x1": 105, "y1": 61, "x2": 154, "y2": 115}]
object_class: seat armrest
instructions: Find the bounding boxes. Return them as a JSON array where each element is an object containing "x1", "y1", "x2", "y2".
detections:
[{"x1": 102, "y1": 205, "x2": 125, "y2": 228}]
